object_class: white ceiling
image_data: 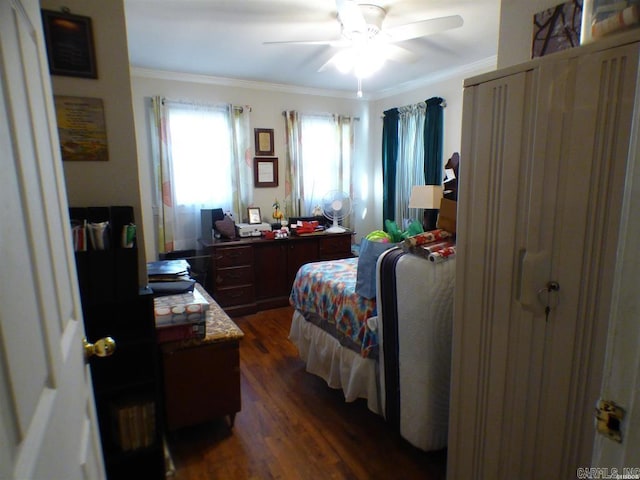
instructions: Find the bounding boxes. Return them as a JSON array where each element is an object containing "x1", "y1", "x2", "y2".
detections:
[{"x1": 124, "y1": 0, "x2": 501, "y2": 96}]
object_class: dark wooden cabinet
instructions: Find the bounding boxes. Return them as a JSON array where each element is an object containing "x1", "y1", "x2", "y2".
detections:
[
  {"x1": 284, "y1": 237, "x2": 320, "y2": 288},
  {"x1": 162, "y1": 338, "x2": 241, "y2": 431},
  {"x1": 71, "y1": 206, "x2": 164, "y2": 480},
  {"x1": 204, "y1": 232, "x2": 353, "y2": 315},
  {"x1": 159, "y1": 286, "x2": 244, "y2": 432},
  {"x1": 254, "y1": 242, "x2": 289, "y2": 302},
  {"x1": 210, "y1": 244, "x2": 256, "y2": 316},
  {"x1": 84, "y1": 292, "x2": 164, "y2": 479}
]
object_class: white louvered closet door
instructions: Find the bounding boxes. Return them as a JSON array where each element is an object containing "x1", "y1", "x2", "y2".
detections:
[{"x1": 448, "y1": 41, "x2": 640, "y2": 480}]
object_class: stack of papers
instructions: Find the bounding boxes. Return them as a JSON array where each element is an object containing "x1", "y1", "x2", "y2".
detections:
[{"x1": 147, "y1": 259, "x2": 196, "y2": 294}]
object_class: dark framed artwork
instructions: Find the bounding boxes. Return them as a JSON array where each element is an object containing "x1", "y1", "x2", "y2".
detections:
[
  {"x1": 253, "y1": 157, "x2": 278, "y2": 188},
  {"x1": 41, "y1": 9, "x2": 98, "y2": 78},
  {"x1": 532, "y1": 0, "x2": 582, "y2": 59},
  {"x1": 248, "y1": 207, "x2": 262, "y2": 224},
  {"x1": 254, "y1": 128, "x2": 274, "y2": 156}
]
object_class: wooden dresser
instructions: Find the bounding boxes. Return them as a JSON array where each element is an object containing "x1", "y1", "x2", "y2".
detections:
[
  {"x1": 202, "y1": 232, "x2": 353, "y2": 316},
  {"x1": 160, "y1": 285, "x2": 244, "y2": 431}
]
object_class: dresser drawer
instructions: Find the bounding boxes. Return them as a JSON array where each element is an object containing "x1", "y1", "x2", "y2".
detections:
[
  {"x1": 319, "y1": 234, "x2": 352, "y2": 259},
  {"x1": 214, "y1": 265, "x2": 253, "y2": 288},
  {"x1": 214, "y1": 285, "x2": 255, "y2": 307},
  {"x1": 212, "y1": 245, "x2": 253, "y2": 268}
]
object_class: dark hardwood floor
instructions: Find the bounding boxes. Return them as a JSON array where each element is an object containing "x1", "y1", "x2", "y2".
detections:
[{"x1": 166, "y1": 306, "x2": 447, "y2": 480}]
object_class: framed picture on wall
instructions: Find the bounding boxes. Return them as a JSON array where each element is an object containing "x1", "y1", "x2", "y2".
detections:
[
  {"x1": 41, "y1": 9, "x2": 98, "y2": 78},
  {"x1": 254, "y1": 128, "x2": 274, "y2": 156},
  {"x1": 253, "y1": 157, "x2": 278, "y2": 188},
  {"x1": 54, "y1": 95, "x2": 108, "y2": 161},
  {"x1": 531, "y1": 0, "x2": 582, "y2": 59}
]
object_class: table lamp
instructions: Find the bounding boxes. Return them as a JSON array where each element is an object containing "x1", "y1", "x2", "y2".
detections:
[{"x1": 408, "y1": 185, "x2": 443, "y2": 231}]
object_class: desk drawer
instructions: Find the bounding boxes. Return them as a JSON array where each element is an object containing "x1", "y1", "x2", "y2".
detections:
[
  {"x1": 214, "y1": 265, "x2": 253, "y2": 287},
  {"x1": 214, "y1": 285, "x2": 254, "y2": 307},
  {"x1": 212, "y1": 245, "x2": 253, "y2": 268},
  {"x1": 319, "y1": 235, "x2": 352, "y2": 259}
]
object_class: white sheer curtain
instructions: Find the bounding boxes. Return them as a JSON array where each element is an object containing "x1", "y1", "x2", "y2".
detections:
[
  {"x1": 284, "y1": 111, "x2": 354, "y2": 228},
  {"x1": 395, "y1": 102, "x2": 426, "y2": 227},
  {"x1": 150, "y1": 97, "x2": 251, "y2": 252}
]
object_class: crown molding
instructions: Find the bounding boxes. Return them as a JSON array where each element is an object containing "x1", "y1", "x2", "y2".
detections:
[
  {"x1": 130, "y1": 55, "x2": 497, "y2": 102},
  {"x1": 130, "y1": 67, "x2": 364, "y2": 100},
  {"x1": 368, "y1": 55, "x2": 498, "y2": 101}
]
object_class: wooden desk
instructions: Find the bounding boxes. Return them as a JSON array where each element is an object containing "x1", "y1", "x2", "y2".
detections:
[
  {"x1": 160, "y1": 285, "x2": 244, "y2": 431},
  {"x1": 201, "y1": 232, "x2": 354, "y2": 316}
]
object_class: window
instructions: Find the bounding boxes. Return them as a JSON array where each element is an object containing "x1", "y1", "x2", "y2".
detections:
[
  {"x1": 382, "y1": 97, "x2": 444, "y2": 228},
  {"x1": 151, "y1": 98, "x2": 251, "y2": 252},
  {"x1": 285, "y1": 111, "x2": 354, "y2": 227},
  {"x1": 167, "y1": 104, "x2": 233, "y2": 207}
]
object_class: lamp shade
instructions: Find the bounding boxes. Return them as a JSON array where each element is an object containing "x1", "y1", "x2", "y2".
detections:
[{"x1": 408, "y1": 185, "x2": 443, "y2": 209}]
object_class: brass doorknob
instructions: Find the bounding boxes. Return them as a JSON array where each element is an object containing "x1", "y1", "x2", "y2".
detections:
[{"x1": 83, "y1": 336, "x2": 116, "y2": 360}]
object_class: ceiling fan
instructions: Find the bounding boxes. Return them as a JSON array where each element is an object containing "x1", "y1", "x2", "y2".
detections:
[{"x1": 264, "y1": 0, "x2": 463, "y2": 80}]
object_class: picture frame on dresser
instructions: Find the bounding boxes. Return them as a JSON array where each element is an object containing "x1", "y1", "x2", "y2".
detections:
[{"x1": 248, "y1": 207, "x2": 261, "y2": 224}]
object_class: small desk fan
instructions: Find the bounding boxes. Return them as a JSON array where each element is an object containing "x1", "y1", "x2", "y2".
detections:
[{"x1": 322, "y1": 190, "x2": 352, "y2": 233}]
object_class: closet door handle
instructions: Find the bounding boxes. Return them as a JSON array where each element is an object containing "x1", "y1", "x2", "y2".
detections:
[
  {"x1": 537, "y1": 281, "x2": 560, "y2": 322},
  {"x1": 518, "y1": 249, "x2": 552, "y2": 316}
]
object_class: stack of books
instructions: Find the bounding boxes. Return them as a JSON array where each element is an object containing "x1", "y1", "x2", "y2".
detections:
[
  {"x1": 110, "y1": 398, "x2": 156, "y2": 452},
  {"x1": 153, "y1": 287, "x2": 209, "y2": 343},
  {"x1": 147, "y1": 259, "x2": 196, "y2": 294}
]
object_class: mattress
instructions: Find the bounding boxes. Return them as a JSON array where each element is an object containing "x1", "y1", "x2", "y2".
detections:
[{"x1": 376, "y1": 248, "x2": 456, "y2": 452}]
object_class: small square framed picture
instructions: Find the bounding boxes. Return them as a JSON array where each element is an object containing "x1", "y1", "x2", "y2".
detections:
[{"x1": 248, "y1": 207, "x2": 262, "y2": 224}]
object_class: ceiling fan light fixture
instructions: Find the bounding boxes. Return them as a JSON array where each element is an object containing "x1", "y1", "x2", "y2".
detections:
[
  {"x1": 353, "y1": 46, "x2": 385, "y2": 78},
  {"x1": 332, "y1": 41, "x2": 386, "y2": 78},
  {"x1": 333, "y1": 49, "x2": 356, "y2": 74}
]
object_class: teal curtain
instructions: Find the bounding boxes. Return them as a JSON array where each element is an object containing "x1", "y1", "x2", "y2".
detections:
[
  {"x1": 423, "y1": 97, "x2": 444, "y2": 229},
  {"x1": 424, "y1": 97, "x2": 444, "y2": 185},
  {"x1": 382, "y1": 108, "x2": 399, "y2": 228}
]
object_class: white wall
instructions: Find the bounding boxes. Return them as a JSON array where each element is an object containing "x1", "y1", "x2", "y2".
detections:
[
  {"x1": 130, "y1": 73, "x2": 370, "y2": 259},
  {"x1": 42, "y1": 0, "x2": 147, "y2": 285},
  {"x1": 131, "y1": 58, "x2": 497, "y2": 261}
]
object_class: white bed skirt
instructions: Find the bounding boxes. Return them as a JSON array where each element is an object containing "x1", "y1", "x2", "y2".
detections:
[{"x1": 288, "y1": 310, "x2": 380, "y2": 415}]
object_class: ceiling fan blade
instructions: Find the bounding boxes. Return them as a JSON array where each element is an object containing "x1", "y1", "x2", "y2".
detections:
[
  {"x1": 386, "y1": 15, "x2": 463, "y2": 43},
  {"x1": 317, "y1": 51, "x2": 341, "y2": 72},
  {"x1": 336, "y1": 0, "x2": 366, "y2": 34},
  {"x1": 381, "y1": 43, "x2": 419, "y2": 64},
  {"x1": 264, "y1": 38, "x2": 345, "y2": 46}
]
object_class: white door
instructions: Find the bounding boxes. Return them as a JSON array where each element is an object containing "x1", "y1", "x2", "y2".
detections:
[{"x1": 0, "y1": 1, "x2": 105, "y2": 479}]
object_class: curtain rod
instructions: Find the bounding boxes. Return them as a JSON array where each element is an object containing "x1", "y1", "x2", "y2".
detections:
[
  {"x1": 282, "y1": 110, "x2": 360, "y2": 121},
  {"x1": 381, "y1": 99, "x2": 446, "y2": 118},
  {"x1": 160, "y1": 97, "x2": 250, "y2": 112}
]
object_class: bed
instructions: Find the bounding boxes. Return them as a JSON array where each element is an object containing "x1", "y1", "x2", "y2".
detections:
[
  {"x1": 288, "y1": 237, "x2": 456, "y2": 451},
  {"x1": 288, "y1": 256, "x2": 380, "y2": 413}
]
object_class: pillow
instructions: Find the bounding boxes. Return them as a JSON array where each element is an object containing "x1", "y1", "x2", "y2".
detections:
[
  {"x1": 355, "y1": 238, "x2": 397, "y2": 299},
  {"x1": 215, "y1": 215, "x2": 236, "y2": 239}
]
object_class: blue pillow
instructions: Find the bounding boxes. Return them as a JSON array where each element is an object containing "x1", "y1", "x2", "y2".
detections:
[{"x1": 355, "y1": 238, "x2": 397, "y2": 299}]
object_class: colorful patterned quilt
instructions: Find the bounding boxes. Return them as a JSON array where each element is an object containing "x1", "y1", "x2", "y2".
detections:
[{"x1": 289, "y1": 257, "x2": 378, "y2": 358}]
